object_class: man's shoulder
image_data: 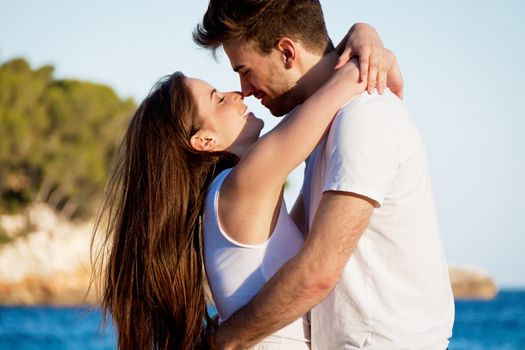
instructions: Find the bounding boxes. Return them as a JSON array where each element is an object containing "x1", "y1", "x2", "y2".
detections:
[
  {"x1": 330, "y1": 91, "x2": 392, "y2": 133},
  {"x1": 324, "y1": 89, "x2": 416, "y2": 158},
  {"x1": 331, "y1": 89, "x2": 411, "y2": 137},
  {"x1": 337, "y1": 88, "x2": 402, "y2": 118}
]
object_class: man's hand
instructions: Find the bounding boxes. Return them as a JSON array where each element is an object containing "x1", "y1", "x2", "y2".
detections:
[{"x1": 335, "y1": 23, "x2": 404, "y2": 98}]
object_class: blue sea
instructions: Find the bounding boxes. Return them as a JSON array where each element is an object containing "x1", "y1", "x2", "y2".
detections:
[{"x1": 1, "y1": 290, "x2": 524, "y2": 350}]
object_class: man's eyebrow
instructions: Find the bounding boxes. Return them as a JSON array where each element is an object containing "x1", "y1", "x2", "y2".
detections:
[
  {"x1": 210, "y1": 88, "x2": 216, "y2": 101},
  {"x1": 233, "y1": 64, "x2": 245, "y2": 73}
]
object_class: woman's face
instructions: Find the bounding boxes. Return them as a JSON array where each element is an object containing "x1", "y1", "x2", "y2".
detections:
[{"x1": 187, "y1": 77, "x2": 264, "y2": 157}]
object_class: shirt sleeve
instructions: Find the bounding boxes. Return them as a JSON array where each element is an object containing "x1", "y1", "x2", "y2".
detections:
[{"x1": 323, "y1": 104, "x2": 399, "y2": 207}]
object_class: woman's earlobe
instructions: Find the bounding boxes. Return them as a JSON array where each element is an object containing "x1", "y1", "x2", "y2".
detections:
[{"x1": 190, "y1": 134, "x2": 217, "y2": 152}]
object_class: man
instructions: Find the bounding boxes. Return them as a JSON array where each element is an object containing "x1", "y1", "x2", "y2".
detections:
[{"x1": 194, "y1": 1, "x2": 454, "y2": 349}]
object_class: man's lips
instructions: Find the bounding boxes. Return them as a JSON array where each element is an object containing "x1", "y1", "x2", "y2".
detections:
[
  {"x1": 254, "y1": 92, "x2": 267, "y2": 106},
  {"x1": 260, "y1": 95, "x2": 269, "y2": 108}
]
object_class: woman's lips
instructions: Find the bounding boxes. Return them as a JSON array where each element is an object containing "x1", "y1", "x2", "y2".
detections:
[{"x1": 242, "y1": 108, "x2": 253, "y2": 118}]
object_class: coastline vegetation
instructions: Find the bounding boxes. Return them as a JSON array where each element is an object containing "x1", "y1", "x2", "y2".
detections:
[{"x1": 0, "y1": 57, "x2": 135, "y2": 224}]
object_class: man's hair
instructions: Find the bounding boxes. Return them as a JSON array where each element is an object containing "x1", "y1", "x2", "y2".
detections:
[{"x1": 193, "y1": 0, "x2": 334, "y2": 55}]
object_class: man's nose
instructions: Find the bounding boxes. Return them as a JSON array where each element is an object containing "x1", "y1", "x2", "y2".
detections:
[{"x1": 240, "y1": 77, "x2": 254, "y2": 97}]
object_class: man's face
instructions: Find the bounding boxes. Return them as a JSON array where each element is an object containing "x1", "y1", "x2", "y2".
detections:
[{"x1": 223, "y1": 40, "x2": 302, "y2": 117}]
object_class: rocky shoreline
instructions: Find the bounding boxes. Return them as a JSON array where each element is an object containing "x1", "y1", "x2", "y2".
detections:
[
  {"x1": 0, "y1": 205, "x2": 498, "y2": 306},
  {"x1": 449, "y1": 266, "x2": 498, "y2": 300},
  {"x1": 0, "y1": 204, "x2": 97, "y2": 306}
]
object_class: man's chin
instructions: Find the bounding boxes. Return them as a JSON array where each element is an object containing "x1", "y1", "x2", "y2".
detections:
[{"x1": 266, "y1": 103, "x2": 288, "y2": 117}]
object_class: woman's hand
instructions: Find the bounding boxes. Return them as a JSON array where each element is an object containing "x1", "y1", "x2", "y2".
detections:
[
  {"x1": 332, "y1": 56, "x2": 362, "y2": 87},
  {"x1": 382, "y1": 48, "x2": 404, "y2": 99},
  {"x1": 335, "y1": 23, "x2": 404, "y2": 98}
]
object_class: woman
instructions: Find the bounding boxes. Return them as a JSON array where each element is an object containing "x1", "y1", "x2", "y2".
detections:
[{"x1": 93, "y1": 35, "x2": 400, "y2": 350}]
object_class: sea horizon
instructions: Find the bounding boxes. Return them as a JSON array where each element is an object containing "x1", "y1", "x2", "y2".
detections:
[{"x1": 1, "y1": 289, "x2": 524, "y2": 350}]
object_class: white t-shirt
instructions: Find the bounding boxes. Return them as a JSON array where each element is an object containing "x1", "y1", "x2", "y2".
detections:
[
  {"x1": 204, "y1": 169, "x2": 311, "y2": 347},
  {"x1": 302, "y1": 90, "x2": 454, "y2": 350}
]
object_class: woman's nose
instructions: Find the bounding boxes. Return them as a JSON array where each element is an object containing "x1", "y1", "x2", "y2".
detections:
[{"x1": 228, "y1": 91, "x2": 244, "y2": 101}]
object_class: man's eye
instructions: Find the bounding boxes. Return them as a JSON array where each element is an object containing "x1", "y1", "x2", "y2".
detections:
[{"x1": 218, "y1": 96, "x2": 225, "y2": 103}]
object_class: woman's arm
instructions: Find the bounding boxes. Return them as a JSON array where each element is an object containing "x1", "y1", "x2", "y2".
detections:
[
  {"x1": 234, "y1": 46, "x2": 402, "y2": 185},
  {"x1": 335, "y1": 22, "x2": 384, "y2": 92},
  {"x1": 218, "y1": 60, "x2": 363, "y2": 245},
  {"x1": 230, "y1": 59, "x2": 364, "y2": 195},
  {"x1": 335, "y1": 23, "x2": 404, "y2": 97}
]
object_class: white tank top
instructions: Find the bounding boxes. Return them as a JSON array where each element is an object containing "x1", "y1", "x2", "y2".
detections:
[{"x1": 203, "y1": 169, "x2": 310, "y2": 345}]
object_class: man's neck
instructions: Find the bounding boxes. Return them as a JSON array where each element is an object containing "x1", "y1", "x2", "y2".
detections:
[{"x1": 296, "y1": 50, "x2": 339, "y2": 102}]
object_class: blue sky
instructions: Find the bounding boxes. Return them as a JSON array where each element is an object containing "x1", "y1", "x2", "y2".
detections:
[{"x1": 1, "y1": 0, "x2": 524, "y2": 287}]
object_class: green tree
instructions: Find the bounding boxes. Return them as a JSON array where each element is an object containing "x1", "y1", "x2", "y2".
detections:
[{"x1": 0, "y1": 57, "x2": 135, "y2": 219}]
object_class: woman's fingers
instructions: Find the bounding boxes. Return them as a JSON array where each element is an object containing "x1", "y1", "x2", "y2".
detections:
[{"x1": 335, "y1": 47, "x2": 353, "y2": 70}]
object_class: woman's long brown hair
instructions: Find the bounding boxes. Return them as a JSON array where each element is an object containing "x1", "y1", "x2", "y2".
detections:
[{"x1": 92, "y1": 72, "x2": 238, "y2": 349}]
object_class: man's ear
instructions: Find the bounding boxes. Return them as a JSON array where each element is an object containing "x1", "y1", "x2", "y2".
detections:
[
  {"x1": 275, "y1": 37, "x2": 297, "y2": 69},
  {"x1": 190, "y1": 132, "x2": 217, "y2": 152}
]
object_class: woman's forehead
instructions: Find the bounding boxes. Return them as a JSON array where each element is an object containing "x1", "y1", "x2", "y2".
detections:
[
  {"x1": 186, "y1": 78, "x2": 214, "y2": 103},
  {"x1": 185, "y1": 77, "x2": 216, "y2": 118},
  {"x1": 186, "y1": 77, "x2": 213, "y2": 92}
]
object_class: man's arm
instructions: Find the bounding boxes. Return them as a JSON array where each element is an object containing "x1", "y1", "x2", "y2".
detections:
[{"x1": 215, "y1": 191, "x2": 374, "y2": 349}]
